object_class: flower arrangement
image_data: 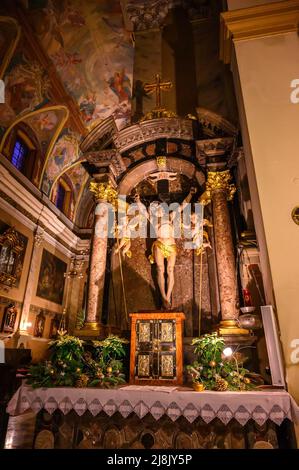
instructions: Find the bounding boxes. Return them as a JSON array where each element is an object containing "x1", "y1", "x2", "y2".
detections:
[
  {"x1": 27, "y1": 333, "x2": 128, "y2": 389},
  {"x1": 186, "y1": 333, "x2": 254, "y2": 391}
]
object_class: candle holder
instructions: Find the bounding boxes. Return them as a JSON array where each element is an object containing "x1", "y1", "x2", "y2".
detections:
[{"x1": 239, "y1": 307, "x2": 262, "y2": 330}]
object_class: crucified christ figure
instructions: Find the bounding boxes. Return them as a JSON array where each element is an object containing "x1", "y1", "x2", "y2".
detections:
[{"x1": 134, "y1": 187, "x2": 196, "y2": 309}]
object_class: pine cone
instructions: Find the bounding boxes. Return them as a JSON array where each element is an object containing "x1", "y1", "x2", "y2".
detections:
[
  {"x1": 215, "y1": 375, "x2": 228, "y2": 391},
  {"x1": 76, "y1": 374, "x2": 89, "y2": 388}
]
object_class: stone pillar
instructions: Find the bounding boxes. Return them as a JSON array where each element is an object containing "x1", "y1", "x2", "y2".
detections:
[
  {"x1": 64, "y1": 255, "x2": 88, "y2": 334},
  {"x1": 19, "y1": 227, "x2": 44, "y2": 333},
  {"x1": 79, "y1": 175, "x2": 117, "y2": 336},
  {"x1": 201, "y1": 170, "x2": 248, "y2": 335}
]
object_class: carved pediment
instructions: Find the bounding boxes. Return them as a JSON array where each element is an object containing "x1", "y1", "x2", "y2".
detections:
[
  {"x1": 84, "y1": 149, "x2": 126, "y2": 179},
  {"x1": 196, "y1": 107, "x2": 238, "y2": 138},
  {"x1": 113, "y1": 117, "x2": 194, "y2": 153},
  {"x1": 80, "y1": 117, "x2": 118, "y2": 153},
  {"x1": 122, "y1": 0, "x2": 213, "y2": 31}
]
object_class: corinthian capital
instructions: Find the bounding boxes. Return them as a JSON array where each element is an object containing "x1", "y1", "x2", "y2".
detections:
[
  {"x1": 200, "y1": 170, "x2": 236, "y2": 204},
  {"x1": 89, "y1": 181, "x2": 118, "y2": 205}
]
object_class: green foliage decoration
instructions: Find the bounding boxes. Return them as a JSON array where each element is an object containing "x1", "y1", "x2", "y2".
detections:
[
  {"x1": 186, "y1": 333, "x2": 255, "y2": 391},
  {"x1": 27, "y1": 333, "x2": 128, "y2": 389}
]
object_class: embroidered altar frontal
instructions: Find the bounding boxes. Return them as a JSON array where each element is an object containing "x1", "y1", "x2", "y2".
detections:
[
  {"x1": 129, "y1": 312, "x2": 185, "y2": 385},
  {"x1": 6, "y1": 385, "x2": 299, "y2": 449}
]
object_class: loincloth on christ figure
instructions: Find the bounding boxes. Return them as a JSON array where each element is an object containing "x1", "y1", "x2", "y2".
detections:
[{"x1": 148, "y1": 240, "x2": 177, "y2": 264}]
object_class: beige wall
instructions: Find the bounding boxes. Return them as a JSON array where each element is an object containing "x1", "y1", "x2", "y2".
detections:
[
  {"x1": 233, "y1": 31, "x2": 299, "y2": 404},
  {"x1": 25, "y1": 239, "x2": 70, "y2": 338},
  {"x1": 0, "y1": 206, "x2": 71, "y2": 359}
]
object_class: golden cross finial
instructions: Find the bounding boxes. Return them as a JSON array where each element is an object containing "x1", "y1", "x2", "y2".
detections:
[{"x1": 144, "y1": 74, "x2": 172, "y2": 109}]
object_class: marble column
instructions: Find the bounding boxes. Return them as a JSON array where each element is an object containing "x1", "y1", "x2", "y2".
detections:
[
  {"x1": 201, "y1": 170, "x2": 249, "y2": 335},
  {"x1": 81, "y1": 177, "x2": 117, "y2": 335}
]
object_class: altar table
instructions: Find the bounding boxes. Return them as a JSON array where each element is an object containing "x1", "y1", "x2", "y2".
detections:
[
  {"x1": 7, "y1": 384, "x2": 299, "y2": 425},
  {"x1": 6, "y1": 385, "x2": 299, "y2": 449}
]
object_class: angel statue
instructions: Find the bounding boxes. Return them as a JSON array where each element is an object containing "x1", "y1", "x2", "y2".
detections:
[
  {"x1": 187, "y1": 212, "x2": 213, "y2": 256},
  {"x1": 114, "y1": 199, "x2": 143, "y2": 259},
  {"x1": 114, "y1": 214, "x2": 133, "y2": 259}
]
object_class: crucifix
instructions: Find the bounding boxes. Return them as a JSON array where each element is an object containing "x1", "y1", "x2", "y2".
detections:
[{"x1": 144, "y1": 74, "x2": 172, "y2": 109}]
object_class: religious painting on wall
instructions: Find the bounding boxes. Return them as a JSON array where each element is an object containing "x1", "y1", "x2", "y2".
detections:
[
  {"x1": 36, "y1": 249, "x2": 67, "y2": 305},
  {"x1": 0, "y1": 222, "x2": 28, "y2": 288},
  {"x1": 1, "y1": 303, "x2": 18, "y2": 333},
  {"x1": 34, "y1": 311, "x2": 46, "y2": 338}
]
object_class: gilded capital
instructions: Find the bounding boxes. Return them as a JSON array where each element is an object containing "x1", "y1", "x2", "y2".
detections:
[
  {"x1": 200, "y1": 170, "x2": 236, "y2": 204},
  {"x1": 89, "y1": 181, "x2": 118, "y2": 204}
]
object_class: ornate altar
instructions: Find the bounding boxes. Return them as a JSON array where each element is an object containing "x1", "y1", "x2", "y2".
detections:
[{"x1": 129, "y1": 312, "x2": 185, "y2": 385}]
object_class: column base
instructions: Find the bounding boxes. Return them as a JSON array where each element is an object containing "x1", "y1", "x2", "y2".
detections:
[
  {"x1": 105, "y1": 325, "x2": 122, "y2": 336},
  {"x1": 74, "y1": 322, "x2": 103, "y2": 338},
  {"x1": 217, "y1": 319, "x2": 251, "y2": 336},
  {"x1": 74, "y1": 323, "x2": 122, "y2": 338}
]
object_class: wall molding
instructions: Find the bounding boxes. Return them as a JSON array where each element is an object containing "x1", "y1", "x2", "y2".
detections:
[
  {"x1": 0, "y1": 296, "x2": 22, "y2": 308},
  {"x1": 220, "y1": 0, "x2": 299, "y2": 64},
  {"x1": 113, "y1": 117, "x2": 194, "y2": 153},
  {"x1": 0, "y1": 162, "x2": 90, "y2": 258}
]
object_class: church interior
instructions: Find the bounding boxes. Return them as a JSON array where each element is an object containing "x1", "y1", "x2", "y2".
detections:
[{"x1": 0, "y1": 0, "x2": 299, "y2": 451}]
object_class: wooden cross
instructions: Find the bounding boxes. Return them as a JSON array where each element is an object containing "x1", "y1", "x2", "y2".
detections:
[{"x1": 144, "y1": 74, "x2": 172, "y2": 109}]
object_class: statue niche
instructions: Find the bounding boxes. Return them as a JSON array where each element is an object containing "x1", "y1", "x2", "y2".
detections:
[
  {"x1": 110, "y1": 163, "x2": 214, "y2": 336},
  {"x1": 1, "y1": 303, "x2": 18, "y2": 333},
  {"x1": 0, "y1": 226, "x2": 25, "y2": 288}
]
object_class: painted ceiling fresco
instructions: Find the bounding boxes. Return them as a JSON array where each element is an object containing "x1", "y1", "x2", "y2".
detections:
[
  {"x1": 26, "y1": 0, "x2": 134, "y2": 130},
  {"x1": 0, "y1": 0, "x2": 135, "y2": 224},
  {"x1": 0, "y1": 1, "x2": 237, "y2": 228},
  {"x1": 0, "y1": 37, "x2": 51, "y2": 132},
  {"x1": 41, "y1": 128, "x2": 82, "y2": 195}
]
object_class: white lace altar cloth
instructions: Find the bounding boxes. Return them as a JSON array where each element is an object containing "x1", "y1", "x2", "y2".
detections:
[{"x1": 7, "y1": 384, "x2": 299, "y2": 426}]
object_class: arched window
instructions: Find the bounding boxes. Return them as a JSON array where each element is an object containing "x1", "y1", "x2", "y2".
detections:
[
  {"x1": 54, "y1": 177, "x2": 73, "y2": 217},
  {"x1": 10, "y1": 128, "x2": 36, "y2": 180},
  {"x1": 11, "y1": 135, "x2": 29, "y2": 172},
  {"x1": 3, "y1": 123, "x2": 44, "y2": 186}
]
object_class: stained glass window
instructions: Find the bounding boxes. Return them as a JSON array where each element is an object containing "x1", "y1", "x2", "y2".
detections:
[{"x1": 11, "y1": 139, "x2": 28, "y2": 171}]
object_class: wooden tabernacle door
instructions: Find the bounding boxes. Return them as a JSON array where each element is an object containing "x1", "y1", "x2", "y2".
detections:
[{"x1": 129, "y1": 312, "x2": 185, "y2": 386}]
